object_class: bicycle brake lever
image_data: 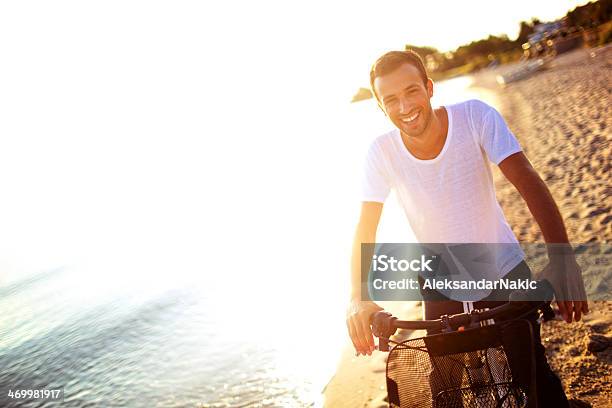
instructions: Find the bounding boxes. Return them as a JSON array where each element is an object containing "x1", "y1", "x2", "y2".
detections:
[{"x1": 379, "y1": 338, "x2": 390, "y2": 352}]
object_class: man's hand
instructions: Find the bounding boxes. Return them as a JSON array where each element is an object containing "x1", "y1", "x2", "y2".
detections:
[
  {"x1": 540, "y1": 254, "x2": 589, "y2": 323},
  {"x1": 346, "y1": 299, "x2": 383, "y2": 356}
]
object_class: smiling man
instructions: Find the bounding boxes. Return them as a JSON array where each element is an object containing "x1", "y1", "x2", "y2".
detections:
[{"x1": 346, "y1": 50, "x2": 589, "y2": 407}]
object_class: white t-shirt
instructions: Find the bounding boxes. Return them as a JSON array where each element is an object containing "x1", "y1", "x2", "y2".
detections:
[{"x1": 362, "y1": 99, "x2": 524, "y2": 280}]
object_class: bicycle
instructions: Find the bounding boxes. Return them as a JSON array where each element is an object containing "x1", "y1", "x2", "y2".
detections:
[{"x1": 371, "y1": 280, "x2": 556, "y2": 408}]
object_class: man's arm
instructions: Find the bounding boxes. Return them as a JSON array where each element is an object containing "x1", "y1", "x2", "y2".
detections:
[
  {"x1": 499, "y1": 152, "x2": 589, "y2": 322},
  {"x1": 350, "y1": 202, "x2": 383, "y2": 299},
  {"x1": 347, "y1": 202, "x2": 384, "y2": 356}
]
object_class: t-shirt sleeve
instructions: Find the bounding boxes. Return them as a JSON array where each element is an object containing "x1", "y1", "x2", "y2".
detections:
[
  {"x1": 361, "y1": 141, "x2": 391, "y2": 203},
  {"x1": 472, "y1": 100, "x2": 522, "y2": 165}
]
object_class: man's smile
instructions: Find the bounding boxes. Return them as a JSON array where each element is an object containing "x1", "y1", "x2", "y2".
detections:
[{"x1": 401, "y1": 109, "x2": 420, "y2": 124}]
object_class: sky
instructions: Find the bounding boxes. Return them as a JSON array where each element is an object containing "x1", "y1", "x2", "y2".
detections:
[
  {"x1": 0, "y1": 0, "x2": 595, "y2": 281},
  {"x1": 349, "y1": 0, "x2": 592, "y2": 52},
  {"x1": 321, "y1": 0, "x2": 593, "y2": 95}
]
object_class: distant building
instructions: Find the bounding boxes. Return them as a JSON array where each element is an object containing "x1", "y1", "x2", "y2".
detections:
[{"x1": 522, "y1": 18, "x2": 584, "y2": 58}]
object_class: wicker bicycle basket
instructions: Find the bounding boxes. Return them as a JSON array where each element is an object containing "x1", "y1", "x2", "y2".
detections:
[{"x1": 385, "y1": 319, "x2": 537, "y2": 408}]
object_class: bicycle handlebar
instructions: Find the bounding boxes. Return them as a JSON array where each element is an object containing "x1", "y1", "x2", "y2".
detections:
[{"x1": 372, "y1": 279, "x2": 556, "y2": 351}]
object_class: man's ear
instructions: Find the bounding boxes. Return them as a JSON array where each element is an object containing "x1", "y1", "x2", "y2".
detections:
[
  {"x1": 427, "y1": 78, "x2": 434, "y2": 99},
  {"x1": 372, "y1": 88, "x2": 388, "y2": 116}
]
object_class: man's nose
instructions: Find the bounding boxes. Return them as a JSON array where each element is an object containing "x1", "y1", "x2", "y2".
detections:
[{"x1": 399, "y1": 97, "x2": 410, "y2": 113}]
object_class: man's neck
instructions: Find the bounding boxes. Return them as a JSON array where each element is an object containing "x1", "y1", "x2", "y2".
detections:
[{"x1": 400, "y1": 107, "x2": 448, "y2": 160}]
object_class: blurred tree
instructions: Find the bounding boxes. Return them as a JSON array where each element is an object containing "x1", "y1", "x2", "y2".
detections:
[
  {"x1": 567, "y1": 0, "x2": 612, "y2": 27},
  {"x1": 404, "y1": 44, "x2": 439, "y2": 60},
  {"x1": 515, "y1": 18, "x2": 541, "y2": 45}
]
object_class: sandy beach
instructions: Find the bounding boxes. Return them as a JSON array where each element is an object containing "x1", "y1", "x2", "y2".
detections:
[{"x1": 324, "y1": 46, "x2": 611, "y2": 407}]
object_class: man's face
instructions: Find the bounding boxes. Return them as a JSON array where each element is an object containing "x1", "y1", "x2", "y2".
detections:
[{"x1": 374, "y1": 63, "x2": 434, "y2": 138}]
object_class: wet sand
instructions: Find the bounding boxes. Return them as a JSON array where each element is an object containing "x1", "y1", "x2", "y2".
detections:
[{"x1": 324, "y1": 46, "x2": 611, "y2": 407}]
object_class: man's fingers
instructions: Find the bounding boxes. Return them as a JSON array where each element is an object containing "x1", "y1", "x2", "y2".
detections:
[
  {"x1": 360, "y1": 318, "x2": 374, "y2": 355},
  {"x1": 556, "y1": 301, "x2": 570, "y2": 323},
  {"x1": 573, "y1": 301, "x2": 582, "y2": 322},
  {"x1": 582, "y1": 301, "x2": 589, "y2": 314},
  {"x1": 352, "y1": 316, "x2": 369, "y2": 354},
  {"x1": 347, "y1": 319, "x2": 360, "y2": 354},
  {"x1": 351, "y1": 318, "x2": 366, "y2": 354},
  {"x1": 348, "y1": 318, "x2": 364, "y2": 354},
  {"x1": 564, "y1": 301, "x2": 574, "y2": 323},
  {"x1": 565, "y1": 301, "x2": 575, "y2": 323},
  {"x1": 355, "y1": 312, "x2": 373, "y2": 356}
]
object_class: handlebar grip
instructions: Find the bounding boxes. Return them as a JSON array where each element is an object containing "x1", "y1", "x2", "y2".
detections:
[{"x1": 371, "y1": 311, "x2": 397, "y2": 352}]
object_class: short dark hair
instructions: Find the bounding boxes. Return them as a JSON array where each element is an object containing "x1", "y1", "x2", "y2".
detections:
[{"x1": 369, "y1": 50, "x2": 428, "y2": 103}]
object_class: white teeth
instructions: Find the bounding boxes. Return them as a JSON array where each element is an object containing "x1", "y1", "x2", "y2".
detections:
[{"x1": 402, "y1": 111, "x2": 419, "y2": 123}]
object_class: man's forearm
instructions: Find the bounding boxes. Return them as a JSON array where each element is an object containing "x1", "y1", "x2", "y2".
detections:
[
  {"x1": 513, "y1": 170, "x2": 580, "y2": 262},
  {"x1": 514, "y1": 169, "x2": 570, "y2": 244},
  {"x1": 500, "y1": 153, "x2": 574, "y2": 259},
  {"x1": 350, "y1": 225, "x2": 376, "y2": 300}
]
